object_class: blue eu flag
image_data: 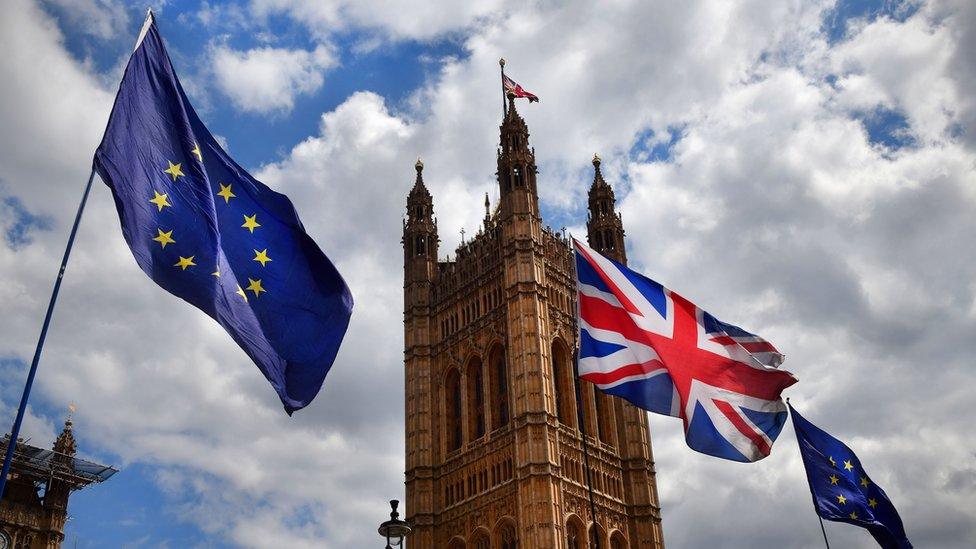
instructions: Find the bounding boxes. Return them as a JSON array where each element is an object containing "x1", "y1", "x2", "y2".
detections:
[
  {"x1": 789, "y1": 403, "x2": 912, "y2": 548},
  {"x1": 93, "y1": 13, "x2": 353, "y2": 414}
]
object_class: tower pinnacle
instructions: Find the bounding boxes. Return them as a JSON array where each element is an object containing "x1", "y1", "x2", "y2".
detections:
[{"x1": 586, "y1": 153, "x2": 627, "y2": 263}]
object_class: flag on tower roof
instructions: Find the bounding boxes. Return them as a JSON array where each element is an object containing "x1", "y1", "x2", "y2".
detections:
[
  {"x1": 92, "y1": 11, "x2": 353, "y2": 414},
  {"x1": 573, "y1": 239, "x2": 797, "y2": 462},
  {"x1": 503, "y1": 74, "x2": 539, "y2": 102}
]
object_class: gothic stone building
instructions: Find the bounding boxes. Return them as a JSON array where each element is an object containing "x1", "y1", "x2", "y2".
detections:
[
  {"x1": 402, "y1": 95, "x2": 665, "y2": 548},
  {"x1": 1, "y1": 418, "x2": 116, "y2": 549}
]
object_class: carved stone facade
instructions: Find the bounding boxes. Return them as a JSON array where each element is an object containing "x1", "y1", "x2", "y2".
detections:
[
  {"x1": 403, "y1": 96, "x2": 665, "y2": 548},
  {"x1": 1, "y1": 417, "x2": 114, "y2": 549}
]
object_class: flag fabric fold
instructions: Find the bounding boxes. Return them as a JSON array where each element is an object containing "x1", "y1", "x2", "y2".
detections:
[
  {"x1": 573, "y1": 239, "x2": 796, "y2": 461},
  {"x1": 93, "y1": 13, "x2": 353, "y2": 414},
  {"x1": 790, "y1": 403, "x2": 912, "y2": 548},
  {"x1": 503, "y1": 74, "x2": 539, "y2": 102}
]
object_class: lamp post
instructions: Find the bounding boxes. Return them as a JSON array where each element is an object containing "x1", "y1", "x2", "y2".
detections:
[{"x1": 377, "y1": 499, "x2": 411, "y2": 548}]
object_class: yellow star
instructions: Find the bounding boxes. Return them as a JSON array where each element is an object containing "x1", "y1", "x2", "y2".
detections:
[
  {"x1": 217, "y1": 183, "x2": 236, "y2": 203},
  {"x1": 163, "y1": 160, "x2": 184, "y2": 181},
  {"x1": 844, "y1": 460, "x2": 854, "y2": 472},
  {"x1": 235, "y1": 285, "x2": 248, "y2": 302},
  {"x1": 253, "y1": 248, "x2": 272, "y2": 267},
  {"x1": 149, "y1": 190, "x2": 171, "y2": 211},
  {"x1": 860, "y1": 476, "x2": 870, "y2": 488},
  {"x1": 242, "y1": 213, "x2": 261, "y2": 233},
  {"x1": 192, "y1": 143, "x2": 202, "y2": 162},
  {"x1": 829, "y1": 474, "x2": 839, "y2": 486},
  {"x1": 174, "y1": 256, "x2": 196, "y2": 270},
  {"x1": 836, "y1": 494, "x2": 847, "y2": 504},
  {"x1": 829, "y1": 456, "x2": 837, "y2": 467},
  {"x1": 212, "y1": 269, "x2": 221, "y2": 277},
  {"x1": 246, "y1": 278, "x2": 266, "y2": 298},
  {"x1": 849, "y1": 512, "x2": 858, "y2": 520},
  {"x1": 152, "y1": 228, "x2": 175, "y2": 249},
  {"x1": 868, "y1": 498, "x2": 878, "y2": 509}
]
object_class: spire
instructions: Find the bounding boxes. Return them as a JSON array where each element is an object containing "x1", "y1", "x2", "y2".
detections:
[
  {"x1": 484, "y1": 192, "x2": 491, "y2": 225},
  {"x1": 403, "y1": 158, "x2": 438, "y2": 270},
  {"x1": 53, "y1": 413, "x2": 76, "y2": 457},
  {"x1": 586, "y1": 153, "x2": 627, "y2": 264},
  {"x1": 591, "y1": 153, "x2": 610, "y2": 189},
  {"x1": 496, "y1": 90, "x2": 538, "y2": 219},
  {"x1": 409, "y1": 157, "x2": 430, "y2": 200}
]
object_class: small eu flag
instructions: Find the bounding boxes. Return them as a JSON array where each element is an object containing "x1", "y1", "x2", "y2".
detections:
[
  {"x1": 93, "y1": 13, "x2": 353, "y2": 414},
  {"x1": 789, "y1": 403, "x2": 912, "y2": 548}
]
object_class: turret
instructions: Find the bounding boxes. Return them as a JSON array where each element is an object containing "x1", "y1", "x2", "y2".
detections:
[
  {"x1": 586, "y1": 154, "x2": 627, "y2": 264},
  {"x1": 45, "y1": 414, "x2": 78, "y2": 512},
  {"x1": 403, "y1": 158, "x2": 439, "y2": 288},
  {"x1": 496, "y1": 94, "x2": 539, "y2": 219}
]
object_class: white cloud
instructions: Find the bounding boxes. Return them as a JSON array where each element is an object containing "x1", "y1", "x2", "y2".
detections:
[
  {"x1": 44, "y1": 0, "x2": 130, "y2": 40},
  {"x1": 2, "y1": 0, "x2": 975, "y2": 547},
  {"x1": 210, "y1": 43, "x2": 337, "y2": 114},
  {"x1": 249, "y1": 0, "x2": 508, "y2": 41}
]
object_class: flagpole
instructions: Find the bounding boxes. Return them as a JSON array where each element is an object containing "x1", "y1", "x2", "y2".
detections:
[
  {"x1": 499, "y1": 58, "x2": 507, "y2": 117},
  {"x1": 573, "y1": 346, "x2": 602, "y2": 549},
  {"x1": 788, "y1": 400, "x2": 830, "y2": 549},
  {"x1": 816, "y1": 514, "x2": 831, "y2": 548},
  {"x1": 0, "y1": 168, "x2": 97, "y2": 498}
]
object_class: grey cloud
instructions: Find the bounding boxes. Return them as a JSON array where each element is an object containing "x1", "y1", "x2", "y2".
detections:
[{"x1": 2, "y1": 0, "x2": 975, "y2": 547}]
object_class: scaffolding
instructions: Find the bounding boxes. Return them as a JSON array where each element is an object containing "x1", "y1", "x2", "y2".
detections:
[{"x1": 1, "y1": 435, "x2": 116, "y2": 489}]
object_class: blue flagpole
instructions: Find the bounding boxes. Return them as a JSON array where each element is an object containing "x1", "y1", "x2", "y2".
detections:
[{"x1": 0, "y1": 168, "x2": 96, "y2": 498}]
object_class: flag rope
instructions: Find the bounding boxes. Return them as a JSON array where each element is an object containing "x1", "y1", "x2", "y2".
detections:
[{"x1": 0, "y1": 168, "x2": 96, "y2": 498}]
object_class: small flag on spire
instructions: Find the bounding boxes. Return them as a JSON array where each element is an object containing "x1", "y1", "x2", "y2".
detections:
[{"x1": 503, "y1": 74, "x2": 539, "y2": 102}]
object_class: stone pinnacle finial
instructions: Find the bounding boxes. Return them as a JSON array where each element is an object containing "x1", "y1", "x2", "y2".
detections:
[
  {"x1": 415, "y1": 157, "x2": 424, "y2": 172},
  {"x1": 593, "y1": 153, "x2": 601, "y2": 167}
]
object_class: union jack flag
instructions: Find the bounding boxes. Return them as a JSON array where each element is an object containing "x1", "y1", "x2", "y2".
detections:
[
  {"x1": 503, "y1": 74, "x2": 539, "y2": 102},
  {"x1": 574, "y1": 239, "x2": 797, "y2": 462}
]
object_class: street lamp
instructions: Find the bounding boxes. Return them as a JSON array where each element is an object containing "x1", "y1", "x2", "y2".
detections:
[{"x1": 377, "y1": 499, "x2": 411, "y2": 548}]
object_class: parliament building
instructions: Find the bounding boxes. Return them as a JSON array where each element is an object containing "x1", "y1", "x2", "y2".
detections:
[
  {"x1": 402, "y1": 93, "x2": 665, "y2": 548},
  {"x1": 1, "y1": 417, "x2": 115, "y2": 548}
]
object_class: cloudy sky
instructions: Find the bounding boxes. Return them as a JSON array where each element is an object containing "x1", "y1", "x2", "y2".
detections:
[{"x1": 1, "y1": 0, "x2": 973, "y2": 546}]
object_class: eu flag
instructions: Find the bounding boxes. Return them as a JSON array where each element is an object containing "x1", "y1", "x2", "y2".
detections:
[
  {"x1": 789, "y1": 403, "x2": 912, "y2": 548},
  {"x1": 93, "y1": 13, "x2": 353, "y2": 414}
]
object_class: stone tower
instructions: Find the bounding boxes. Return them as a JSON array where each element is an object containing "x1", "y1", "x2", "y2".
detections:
[
  {"x1": 1, "y1": 416, "x2": 116, "y2": 548},
  {"x1": 403, "y1": 94, "x2": 664, "y2": 548}
]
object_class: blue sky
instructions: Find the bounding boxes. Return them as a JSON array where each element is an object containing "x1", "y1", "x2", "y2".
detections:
[{"x1": 2, "y1": 0, "x2": 975, "y2": 547}]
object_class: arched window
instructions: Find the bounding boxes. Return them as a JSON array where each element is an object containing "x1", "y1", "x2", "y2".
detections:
[
  {"x1": 447, "y1": 538, "x2": 466, "y2": 549},
  {"x1": 513, "y1": 166, "x2": 523, "y2": 187},
  {"x1": 590, "y1": 524, "x2": 607, "y2": 549},
  {"x1": 488, "y1": 345, "x2": 510, "y2": 429},
  {"x1": 467, "y1": 359, "x2": 485, "y2": 440},
  {"x1": 446, "y1": 369, "x2": 462, "y2": 451},
  {"x1": 415, "y1": 235, "x2": 426, "y2": 256},
  {"x1": 610, "y1": 531, "x2": 628, "y2": 549},
  {"x1": 566, "y1": 517, "x2": 584, "y2": 549},
  {"x1": 551, "y1": 340, "x2": 577, "y2": 428},
  {"x1": 498, "y1": 520, "x2": 518, "y2": 549},
  {"x1": 471, "y1": 529, "x2": 490, "y2": 549}
]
